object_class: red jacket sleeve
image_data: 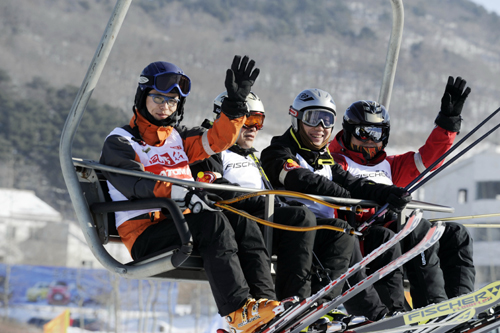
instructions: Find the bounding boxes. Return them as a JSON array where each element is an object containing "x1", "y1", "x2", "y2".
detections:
[
  {"x1": 389, "y1": 126, "x2": 456, "y2": 187},
  {"x1": 179, "y1": 113, "x2": 245, "y2": 164}
]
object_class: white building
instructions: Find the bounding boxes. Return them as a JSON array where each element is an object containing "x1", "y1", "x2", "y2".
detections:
[
  {"x1": 0, "y1": 188, "x2": 131, "y2": 268},
  {"x1": 417, "y1": 145, "x2": 500, "y2": 286}
]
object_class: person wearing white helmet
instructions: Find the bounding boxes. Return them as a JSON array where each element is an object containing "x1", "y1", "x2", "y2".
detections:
[
  {"x1": 261, "y1": 88, "x2": 412, "y2": 320},
  {"x1": 191, "y1": 91, "x2": 355, "y2": 307}
]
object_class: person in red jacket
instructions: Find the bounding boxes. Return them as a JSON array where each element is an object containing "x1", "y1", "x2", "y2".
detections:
[
  {"x1": 99, "y1": 56, "x2": 279, "y2": 333},
  {"x1": 329, "y1": 76, "x2": 475, "y2": 309}
]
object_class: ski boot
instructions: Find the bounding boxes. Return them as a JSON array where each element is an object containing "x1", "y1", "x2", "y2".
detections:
[{"x1": 225, "y1": 298, "x2": 280, "y2": 333}]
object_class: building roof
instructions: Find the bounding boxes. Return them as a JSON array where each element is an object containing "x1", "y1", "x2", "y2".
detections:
[{"x1": 0, "y1": 188, "x2": 62, "y2": 221}]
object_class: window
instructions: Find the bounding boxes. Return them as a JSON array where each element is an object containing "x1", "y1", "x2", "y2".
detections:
[
  {"x1": 471, "y1": 227, "x2": 500, "y2": 242},
  {"x1": 476, "y1": 181, "x2": 500, "y2": 200},
  {"x1": 458, "y1": 189, "x2": 467, "y2": 204}
]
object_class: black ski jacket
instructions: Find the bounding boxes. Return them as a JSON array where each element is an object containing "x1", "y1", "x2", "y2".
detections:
[{"x1": 260, "y1": 127, "x2": 400, "y2": 206}]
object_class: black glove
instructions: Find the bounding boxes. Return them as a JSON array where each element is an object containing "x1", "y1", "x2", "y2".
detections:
[
  {"x1": 385, "y1": 186, "x2": 412, "y2": 214},
  {"x1": 284, "y1": 199, "x2": 305, "y2": 207},
  {"x1": 222, "y1": 55, "x2": 260, "y2": 119},
  {"x1": 435, "y1": 76, "x2": 471, "y2": 132},
  {"x1": 185, "y1": 188, "x2": 222, "y2": 214}
]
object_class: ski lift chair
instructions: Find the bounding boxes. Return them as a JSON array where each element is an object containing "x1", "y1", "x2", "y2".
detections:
[
  {"x1": 59, "y1": 0, "x2": 454, "y2": 282},
  {"x1": 75, "y1": 161, "x2": 205, "y2": 281}
]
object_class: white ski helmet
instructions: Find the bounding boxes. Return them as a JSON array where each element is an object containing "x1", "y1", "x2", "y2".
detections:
[
  {"x1": 289, "y1": 88, "x2": 336, "y2": 132},
  {"x1": 213, "y1": 91, "x2": 265, "y2": 129},
  {"x1": 213, "y1": 91, "x2": 265, "y2": 115}
]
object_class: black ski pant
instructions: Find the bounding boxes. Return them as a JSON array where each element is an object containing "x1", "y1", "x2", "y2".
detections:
[
  {"x1": 342, "y1": 236, "x2": 389, "y2": 321},
  {"x1": 258, "y1": 208, "x2": 354, "y2": 301},
  {"x1": 399, "y1": 218, "x2": 448, "y2": 309},
  {"x1": 363, "y1": 225, "x2": 405, "y2": 313},
  {"x1": 312, "y1": 218, "x2": 355, "y2": 300},
  {"x1": 438, "y1": 222, "x2": 475, "y2": 298},
  {"x1": 131, "y1": 211, "x2": 275, "y2": 316},
  {"x1": 269, "y1": 206, "x2": 317, "y2": 300}
]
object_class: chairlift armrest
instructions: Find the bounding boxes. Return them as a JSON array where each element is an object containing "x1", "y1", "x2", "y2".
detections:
[{"x1": 90, "y1": 198, "x2": 193, "y2": 267}]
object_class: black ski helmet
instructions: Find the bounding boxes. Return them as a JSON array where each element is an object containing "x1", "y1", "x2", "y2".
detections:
[
  {"x1": 342, "y1": 100, "x2": 390, "y2": 148},
  {"x1": 134, "y1": 61, "x2": 191, "y2": 126}
]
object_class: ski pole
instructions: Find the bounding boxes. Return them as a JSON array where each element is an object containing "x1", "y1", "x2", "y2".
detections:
[
  {"x1": 408, "y1": 120, "x2": 500, "y2": 193},
  {"x1": 462, "y1": 224, "x2": 500, "y2": 228},
  {"x1": 358, "y1": 107, "x2": 500, "y2": 232},
  {"x1": 405, "y1": 106, "x2": 500, "y2": 190},
  {"x1": 429, "y1": 213, "x2": 500, "y2": 223}
]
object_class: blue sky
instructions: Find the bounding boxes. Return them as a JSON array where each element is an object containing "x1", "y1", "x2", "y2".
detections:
[{"x1": 470, "y1": 0, "x2": 500, "y2": 14}]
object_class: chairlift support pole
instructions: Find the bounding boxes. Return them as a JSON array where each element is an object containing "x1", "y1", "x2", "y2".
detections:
[
  {"x1": 378, "y1": 0, "x2": 404, "y2": 110},
  {"x1": 57, "y1": 0, "x2": 160, "y2": 278}
]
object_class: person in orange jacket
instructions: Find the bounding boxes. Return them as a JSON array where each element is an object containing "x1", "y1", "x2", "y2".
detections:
[{"x1": 99, "y1": 56, "x2": 279, "y2": 333}]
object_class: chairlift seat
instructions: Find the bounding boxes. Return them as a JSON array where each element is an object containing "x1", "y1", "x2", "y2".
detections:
[{"x1": 75, "y1": 161, "x2": 208, "y2": 281}]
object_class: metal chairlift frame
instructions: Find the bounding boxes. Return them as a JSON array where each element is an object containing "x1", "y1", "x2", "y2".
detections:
[{"x1": 59, "y1": 0, "x2": 452, "y2": 281}]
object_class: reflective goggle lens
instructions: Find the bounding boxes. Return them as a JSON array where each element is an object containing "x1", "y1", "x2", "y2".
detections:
[
  {"x1": 155, "y1": 73, "x2": 191, "y2": 96},
  {"x1": 244, "y1": 113, "x2": 265, "y2": 130},
  {"x1": 302, "y1": 109, "x2": 335, "y2": 128},
  {"x1": 353, "y1": 126, "x2": 387, "y2": 142}
]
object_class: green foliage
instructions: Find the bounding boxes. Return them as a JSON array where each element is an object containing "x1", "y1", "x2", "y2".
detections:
[
  {"x1": 0, "y1": 69, "x2": 11, "y2": 84},
  {"x1": 411, "y1": 5, "x2": 427, "y2": 17},
  {"x1": 78, "y1": 1, "x2": 91, "y2": 11},
  {"x1": 0, "y1": 73, "x2": 127, "y2": 198},
  {"x1": 358, "y1": 27, "x2": 377, "y2": 40},
  {"x1": 137, "y1": 0, "x2": 355, "y2": 39}
]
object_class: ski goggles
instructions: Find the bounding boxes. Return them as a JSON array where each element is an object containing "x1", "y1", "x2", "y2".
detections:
[
  {"x1": 148, "y1": 94, "x2": 180, "y2": 107},
  {"x1": 139, "y1": 72, "x2": 191, "y2": 97},
  {"x1": 300, "y1": 108, "x2": 336, "y2": 129},
  {"x1": 353, "y1": 126, "x2": 388, "y2": 143},
  {"x1": 243, "y1": 112, "x2": 265, "y2": 130}
]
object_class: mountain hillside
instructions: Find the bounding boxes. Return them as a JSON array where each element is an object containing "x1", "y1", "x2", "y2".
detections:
[
  {"x1": 2, "y1": 0, "x2": 500, "y2": 139},
  {"x1": 1, "y1": 0, "x2": 500, "y2": 213}
]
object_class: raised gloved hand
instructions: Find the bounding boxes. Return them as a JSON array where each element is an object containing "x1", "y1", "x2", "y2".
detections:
[
  {"x1": 222, "y1": 55, "x2": 260, "y2": 119},
  {"x1": 435, "y1": 76, "x2": 471, "y2": 132},
  {"x1": 385, "y1": 186, "x2": 412, "y2": 214},
  {"x1": 225, "y1": 55, "x2": 260, "y2": 102},
  {"x1": 172, "y1": 185, "x2": 222, "y2": 213}
]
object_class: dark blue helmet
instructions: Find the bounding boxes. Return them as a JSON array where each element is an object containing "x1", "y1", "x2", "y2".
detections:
[{"x1": 134, "y1": 61, "x2": 191, "y2": 126}]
